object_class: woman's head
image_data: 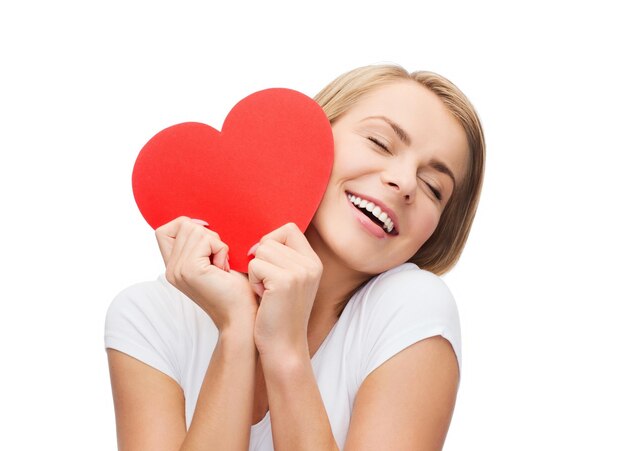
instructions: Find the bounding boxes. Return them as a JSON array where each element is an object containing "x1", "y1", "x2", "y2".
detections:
[{"x1": 312, "y1": 64, "x2": 485, "y2": 276}]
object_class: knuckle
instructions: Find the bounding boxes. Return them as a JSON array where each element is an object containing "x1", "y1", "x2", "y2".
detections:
[
  {"x1": 303, "y1": 261, "x2": 321, "y2": 280},
  {"x1": 177, "y1": 224, "x2": 189, "y2": 236},
  {"x1": 154, "y1": 224, "x2": 167, "y2": 237},
  {"x1": 179, "y1": 262, "x2": 193, "y2": 280},
  {"x1": 311, "y1": 257, "x2": 323, "y2": 272},
  {"x1": 247, "y1": 258, "x2": 259, "y2": 274},
  {"x1": 309, "y1": 266, "x2": 321, "y2": 280},
  {"x1": 299, "y1": 267, "x2": 311, "y2": 281},
  {"x1": 199, "y1": 233, "x2": 212, "y2": 247},
  {"x1": 206, "y1": 233, "x2": 227, "y2": 251},
  {"x1": 254, "y1": 243, "x2": 267, "y2": 257}
]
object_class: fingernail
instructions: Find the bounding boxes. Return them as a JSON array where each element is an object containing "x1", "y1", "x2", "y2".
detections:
[
  {"x1": 190, "y1": 218, "x2": 209, "y2": 226},
  {"x1": 247, "y1": 243, "x2": 259, "y2": 256}
]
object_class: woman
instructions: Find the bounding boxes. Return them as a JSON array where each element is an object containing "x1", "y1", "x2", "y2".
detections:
[{"x1": 105, "y1": 64, "x2": 485, "y2": 450}]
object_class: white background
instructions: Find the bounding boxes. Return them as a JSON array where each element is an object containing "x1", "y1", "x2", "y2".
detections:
[{"x1": 1, "y1": 1, "x2": 624, "y2": 449}]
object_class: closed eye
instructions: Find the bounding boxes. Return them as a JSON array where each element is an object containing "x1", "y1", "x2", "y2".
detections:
[
  {"x1": 421, "y1": 178, "x2": 442, "y2": 201},
  {"x1": 367, "y1": 136, "x2": 391, "y2": 153},
  {"x1": 428, "y1": 184, "x2": 442, "y2": 201}
]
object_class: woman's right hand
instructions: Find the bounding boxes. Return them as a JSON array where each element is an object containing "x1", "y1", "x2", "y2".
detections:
[{"x1": 155, "y1": 216, "x2": 258, "y2": 331}]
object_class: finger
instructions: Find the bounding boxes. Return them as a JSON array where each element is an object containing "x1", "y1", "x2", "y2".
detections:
[
  {"x1": 259, "y1": 223, "x2": 316, "y2": 258},
  {"x1": 248, "y1": 258, "x2": 282, "y2": 296},
  {"x1": 176, "y1": 224, "x2": 211, "y2": 276},
  {"x1": 205, "y1": 231, "x2": 229, "y2": 271},
  {"x1": 254, "y1": 239, "x2": 308, "y2": 270},
  {"x1": 167, "y1": 220, "x2": 195, "y2": 278},
  {"x1": 189, "y1": 218, "x2": 209, "y2": 227},
  {"x1": 156, "y1": 233, "x2": 174, "y2": 266},
  {"x1": 177, "y1": 223, "x2": 230, "y2": 272},
  {"x1": 155, "y1": 216, "x2": 191, "y2": 264},
  {"x1": 250, "y1": 281, "x2": 265, "y2": 298}
]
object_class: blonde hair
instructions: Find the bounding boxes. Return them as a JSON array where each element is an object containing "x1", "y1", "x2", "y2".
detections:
[{"x1": 314, "y1": 64, "x2": 485, "y2": 275}]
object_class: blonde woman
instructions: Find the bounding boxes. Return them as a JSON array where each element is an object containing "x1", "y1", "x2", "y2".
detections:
[{"x1": 105, "y1": 64, "x2": 485, "y2": 450}]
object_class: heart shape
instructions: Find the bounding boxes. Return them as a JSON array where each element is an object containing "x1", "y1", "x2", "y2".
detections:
[{"x1": 132, "y1": 88, "x2": 334, "y2": 272}]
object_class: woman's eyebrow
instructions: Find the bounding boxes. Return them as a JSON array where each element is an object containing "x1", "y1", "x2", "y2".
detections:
[{"x1": 363, "y1": 116, "x2": 411, "y2": 146}]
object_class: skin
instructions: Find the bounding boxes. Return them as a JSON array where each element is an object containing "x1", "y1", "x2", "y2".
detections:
[{"x1": 107, "y1": 80, "x2": 469, "y2": 450}]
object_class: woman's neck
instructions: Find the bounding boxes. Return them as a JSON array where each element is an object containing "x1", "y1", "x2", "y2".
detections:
[{"x1": 305, "y1": 225, "x2": 372, "y2": 326}]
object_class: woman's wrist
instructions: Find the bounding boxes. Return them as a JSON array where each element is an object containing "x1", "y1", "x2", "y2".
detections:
[
  {"x1": 258, "y1": 339, "x2": 309, "y2": 373},
  {"x1": 219, "y1": 315, "x2": 257, "y2": 347}
]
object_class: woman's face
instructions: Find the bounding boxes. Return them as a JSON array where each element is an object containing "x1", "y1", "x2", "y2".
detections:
[{"x1": 308, "y1": 80, "x2": 469, "y2": 276}]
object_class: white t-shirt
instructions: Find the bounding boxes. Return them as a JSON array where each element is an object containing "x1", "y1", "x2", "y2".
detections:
[{"x1": 104, "y1": 263, "x2": 461, "y2": 450}]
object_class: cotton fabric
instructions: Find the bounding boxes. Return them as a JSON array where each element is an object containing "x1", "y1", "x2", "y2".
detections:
[{"x1": 104, "y1": 263, "x2": 461, "y2": 450}]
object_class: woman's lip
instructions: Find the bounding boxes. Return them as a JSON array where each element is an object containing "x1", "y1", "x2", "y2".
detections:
[
  {"x1": 345, "y1": 191, "x2": 400, "y2": 234},
  {"x1": 347, "y1": 199, "x2": 387, "y2": 239}
]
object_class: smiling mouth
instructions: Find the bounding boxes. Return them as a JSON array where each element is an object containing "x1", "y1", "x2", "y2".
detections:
[{"x1": 346, "y1": 192, "x2": 398, "y2": 235}]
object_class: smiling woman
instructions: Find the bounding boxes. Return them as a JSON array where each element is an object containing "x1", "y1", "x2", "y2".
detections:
[
  {"x1": 310, "y1": 76, "x2": 474, "y2": 283},
  {"x1": 105, "y1": 64, "x2": 485, "y2": 451},
  {"x1": 315, "y1": 65, "x2": 485, "y2": 276}
]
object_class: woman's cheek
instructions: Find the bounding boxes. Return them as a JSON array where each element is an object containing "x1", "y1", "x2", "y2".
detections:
[{"x1": 412, "y1": 210, "x2": 440, "y2": 249}]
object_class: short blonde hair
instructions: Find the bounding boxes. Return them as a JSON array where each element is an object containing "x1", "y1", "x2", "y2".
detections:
[{"x1": 314, "y1": 64, "x2": 485, "y2": 275}]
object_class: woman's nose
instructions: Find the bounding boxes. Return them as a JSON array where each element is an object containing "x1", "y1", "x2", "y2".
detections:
[{"x1": 381, "y1": 163, "x2": 418, "y2": 202}]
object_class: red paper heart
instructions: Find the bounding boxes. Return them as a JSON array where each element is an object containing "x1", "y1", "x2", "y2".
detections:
[{"x1": 132, "y1": 88, "x2": 334, "y2": 272}]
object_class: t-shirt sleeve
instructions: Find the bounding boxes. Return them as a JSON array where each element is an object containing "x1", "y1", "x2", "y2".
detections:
[
  {"x1": 104, "y1": 277, "x2": 185, "y2": 384},
  {"x1": 357, "y1": 267, "x2": 462, "y2": 384}
]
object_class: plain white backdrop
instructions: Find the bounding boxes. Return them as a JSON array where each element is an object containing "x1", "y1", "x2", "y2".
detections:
[{"x1": 1, "y1": 1, "x2": 624, "y2": 449}]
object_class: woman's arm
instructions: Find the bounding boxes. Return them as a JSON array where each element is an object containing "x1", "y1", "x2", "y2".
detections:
[
  {"x1": 259, "y1": 335, "x2": 458, "y2": 451},
  {"x1": 260, "y1": 346, "x2": 340, "y2": 451},
  {"x1": 247, "y1": 223, "x2": 340, "y2": 450},
  {"x1": 182, "y1": 322, "x2": 257, "y2": 450},
  {"x1": 345, "y1": 335, "x2": 459, "y2": 450},
  {"x1": 107, "y1": 349, "x2": 186, "y2": 450},
  {"x1": 107, "y1": 217, "x2": 260, "y2": 450},
  {"x1": 107, "y1": 318, "x2": 257, "y2": 451}
]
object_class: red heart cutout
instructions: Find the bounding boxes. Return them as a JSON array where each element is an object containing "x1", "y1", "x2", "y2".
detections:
[{"x1": 132, "y1": 88, "x2": 334, "y2": 272}]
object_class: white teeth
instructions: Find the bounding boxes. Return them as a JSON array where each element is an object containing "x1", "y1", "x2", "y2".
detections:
[{"x1": 347, "y1": 193, "x2": 395, "y2": 233}]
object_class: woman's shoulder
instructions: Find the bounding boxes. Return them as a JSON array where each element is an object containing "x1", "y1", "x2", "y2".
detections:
[
  {"x1": 360, "y1": 263, "x2": 457, "y2": 315},
  {"x1": 346, "y1": 263, "x2": 462, "y2": 377},
  {"x1": 106, "y1": 274, "x2": 186, "y2": 335},
  {"x1": 104, "y1": 275, "x2": 204, "y2": 383},
  {"x1": 108, "y1": 274, "x2": 181, "y2": 313},
  {"x1": 105, "y1": 275, "x2": 188, "y2": 330}
]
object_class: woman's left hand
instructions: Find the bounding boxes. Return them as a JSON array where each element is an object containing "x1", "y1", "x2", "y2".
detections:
[{"x1": 247, "y1": 223, "x2": 323, "y2": 358}]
